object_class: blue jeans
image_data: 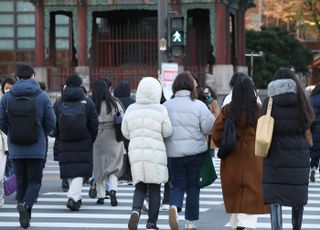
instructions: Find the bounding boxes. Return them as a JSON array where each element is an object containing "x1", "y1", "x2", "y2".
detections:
[
  {"x1": 13, "y1": 159, "x2": 44, "y2": 208},
  {"x1": 169, "y1": 153, "x2": 204, "y2": 221},
  {"x1": 132, "y1": 182, "x2": 161, "y2": 224}
]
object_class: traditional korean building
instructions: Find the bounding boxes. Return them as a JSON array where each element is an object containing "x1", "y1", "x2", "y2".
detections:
[{"x1": 0, "y1": 0, "x2": 255, "y2": 93}]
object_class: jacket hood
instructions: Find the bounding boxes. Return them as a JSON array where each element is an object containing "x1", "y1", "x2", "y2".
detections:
[
  {"x1": 136, "y1": 77, "x2": 161, "y2": 104},
  {"x1": 62, "y1": 86, "x2": 84, "y2": 101},
  {"x1": 268, "y1": 79, "x2": 297, "y2": 97},
  {"x1": 10, "y1": 79, "x2": 41, "y2": 96},
  {"x1": 114, "y1": 81, "x2": 131, "y2": 98}
]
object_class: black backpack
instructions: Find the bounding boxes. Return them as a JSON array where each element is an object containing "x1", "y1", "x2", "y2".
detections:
[
  {"x1": 59, "y1": 100, "x2": 87, "y2": 141},
  {"x1": 217, "y1": 117, "x2": 237, "y2": 159},
  {"x1": 7, "y1": 91, "x2": 41, "y2": 145}
]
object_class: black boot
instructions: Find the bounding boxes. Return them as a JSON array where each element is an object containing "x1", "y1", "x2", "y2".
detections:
[
  {"x1": 270, "y1": 203, "x2": 283, "y2": 230},
  {"x1": 292, "y1": 206, "x2": 303, "y2": 230},
  {"x1": 110, "y1": 190, "x2": 118, "y2": 206},
  {"x1": 17, "y1": 202, "x2": 30, "y2": 229},
  {"x1": 62, "y1": 179, "x2": 69, "y2": 192}
]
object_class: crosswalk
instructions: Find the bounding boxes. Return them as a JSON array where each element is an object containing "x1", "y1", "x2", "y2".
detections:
[
  {"x1": 0, "y1": 151, "x2": 224, "y2": 229},
  {"x1": 0, "y1": 152, "x2": 320, "y2": 229}
]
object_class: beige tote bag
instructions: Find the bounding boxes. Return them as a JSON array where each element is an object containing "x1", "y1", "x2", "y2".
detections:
[{"x1": 255, "y1": 97, "x2": 274, "y2": 157}]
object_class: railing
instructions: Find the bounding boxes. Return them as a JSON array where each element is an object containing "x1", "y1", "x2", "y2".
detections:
[
  {"x1": 184, "y1": 65, "x2": 208, "y2": 87},
  {"x1": 46, "y1": 65, "x2": 208, "y2": 94},
  {"x1": 90, "y1": 65, "x2": 158, "y2": 90}
]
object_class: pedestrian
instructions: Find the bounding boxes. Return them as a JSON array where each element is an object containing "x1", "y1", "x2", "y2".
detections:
[
  {"x1": 164, "y1": 71, "x2": 215, "y2": 230},
  {"x1": 53, "y1": 74, "x2": 98, "y2": 212},
  {"x1": 308, "y1": 82, "x2": 320, "y2": 182},
  {"x1": 222, "y1": 73, "x2": 261, "y2": 107},
  {"x1": 142, "y1": 86, "x2": 172, "y2": 213},
  {"x1": 0, "y1": 64, "x2": 56, "y2": 229},
  {"x1": 121, "y1": 77, "x2": 173, "y2": 230},
  {"x1": 0, "y1": 77, "x2": 16, "y2": 207},
  {"x1": 203, "y1": 85, "x2": 220, "y2": 118},
  {"x1": 212, "y1": 74, "x2": 269, "y2": 229},
  {"x1": 262, "y1": 67, "x2": 314, "y2": 230},
  {"x1": 113, "y1": 80, "x2": 135, "y2": 184},
  {"x1": 91, "y1": 78, "x2": 125, "y2": 206}
]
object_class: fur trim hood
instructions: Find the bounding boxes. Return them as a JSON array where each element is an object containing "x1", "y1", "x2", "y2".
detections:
[{"x1": 268, "y1": 79, "x2": 297, "y2": 97}]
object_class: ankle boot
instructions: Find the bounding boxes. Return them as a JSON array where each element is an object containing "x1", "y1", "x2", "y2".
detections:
[
  {"x1": 110, "y1": 190, "x2": 118, "y2": 206},
  {"x1": 292, "y1": 206, "x2": 303, "y2": 230},
  {"x1": 270, "y1": 203, "x2": 283, "y2": 230}
]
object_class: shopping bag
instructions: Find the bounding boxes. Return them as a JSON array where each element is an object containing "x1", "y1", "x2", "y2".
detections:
[
  {"x1": 4, "y1": 174, "x2": 16, "y2": 196},
  {"x1": 198, "y1": 135, "x2": 218, "y2": 188},
  {"x1": 255, "y1": 97, "x2": 274, "y2": 157}
]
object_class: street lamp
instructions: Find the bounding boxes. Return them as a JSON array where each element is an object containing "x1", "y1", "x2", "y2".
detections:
[{"x1": 245, "y1": 51, "x2": 263, "y2": 77}]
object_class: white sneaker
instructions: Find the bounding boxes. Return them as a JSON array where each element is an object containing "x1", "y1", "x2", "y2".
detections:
[
  {"x1": 168, "y1": 206, "x2": 179, "y2": 230},
  {"x1": 161, "y1": 204, "x2": 170, "y2": 211},
  {"x1": 185, "y1": 221, "x2": 197, "y2": 230}
]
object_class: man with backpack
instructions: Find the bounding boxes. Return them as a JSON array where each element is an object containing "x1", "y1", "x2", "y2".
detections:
[
  {"x1": 53, "y1": 74, "x2": 98, "y2": 211},
  {"x1": 0, "y1": 64, "x2": 56, "y2": 229}
]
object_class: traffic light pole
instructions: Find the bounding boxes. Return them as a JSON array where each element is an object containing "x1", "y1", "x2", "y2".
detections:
[{"x1": 158, "y1": 0, "x2": 168, "y2": 75}]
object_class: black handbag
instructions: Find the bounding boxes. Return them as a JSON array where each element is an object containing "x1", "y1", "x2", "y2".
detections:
[
  {"x1": 114, "y1": 104, "x2": 125, "y2": 142},
  {"x1": 198, "y1": 135, "x2": 218, "y2": 188},
  {"x1": 217, "y1": 117, "x2": 236, "y2": 159}
]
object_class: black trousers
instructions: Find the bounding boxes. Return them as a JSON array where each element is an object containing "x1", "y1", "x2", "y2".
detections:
[{"x1": 13, "y1": 159, "x2": 45, "y2": 209}]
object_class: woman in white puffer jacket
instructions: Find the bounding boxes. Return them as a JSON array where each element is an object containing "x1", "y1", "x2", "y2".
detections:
[{"x1": 121, "y1": 77, "x2": 173, "y2": 230}]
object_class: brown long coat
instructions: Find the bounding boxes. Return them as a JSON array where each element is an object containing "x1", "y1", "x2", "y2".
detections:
[{"x1": 212, "y1": 105, "x2": 269, "y2": 214}]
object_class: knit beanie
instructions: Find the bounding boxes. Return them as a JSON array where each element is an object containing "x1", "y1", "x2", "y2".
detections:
[{"x1": 66, "y1": 74, "x2": 82, "y2": 87}]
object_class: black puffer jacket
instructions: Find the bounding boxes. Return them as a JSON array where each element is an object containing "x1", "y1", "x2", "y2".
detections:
[
  {"x1": 309, "y1": 94, "x2": 320, "y2": 159},
  {"x1": 262, "y1": 79, "x2": 309, "y2": 207},
  {"x1": 54, "y1": 86, "x2": 98, "y2": 179},
  {"x1": 113, "y1": 81, "x2": 135, "y2": 150},
  {"x1": 113, "y1": 81, "x2": 135, "y2": 109}
]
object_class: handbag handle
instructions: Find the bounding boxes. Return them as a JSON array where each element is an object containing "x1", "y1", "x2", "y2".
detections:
[
  {"x1": 208, "y1": 135, "x2": 211, "y2": 149},
  {"x1": 266, "y1": 97, "x2": 273, "y2": 117}
]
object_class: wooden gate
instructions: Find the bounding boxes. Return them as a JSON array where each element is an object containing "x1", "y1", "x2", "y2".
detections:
[{"x1": 92, "y1": 12, "x2": 158, "y2": 67}]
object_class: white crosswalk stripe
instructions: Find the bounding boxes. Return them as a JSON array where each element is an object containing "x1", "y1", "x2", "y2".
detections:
[
  {"x1": 0, "y1": 154, "x2": 223, "y2": 229},
  {"x1": 1, "y1": 153, "x2": 320, "y2": 229},
  {"x1": 256, "y1": 169, "x2": 320, "y2": 229}
]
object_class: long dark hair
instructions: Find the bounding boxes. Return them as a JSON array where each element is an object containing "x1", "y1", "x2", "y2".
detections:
[
  {"x1": 272, "y1": 68, "x2": 314, "y2": 126},
  {"x1": 230, "y1": 73, "x2": 258, "y2": 127},
  {"x1": 92, "y1": 78, "x2": 118, "y2": 115}
]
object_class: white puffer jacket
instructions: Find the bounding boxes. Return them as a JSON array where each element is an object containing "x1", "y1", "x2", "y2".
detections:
[{"x1": 121, "y1": 77, "x2": 173, "y2": 185}]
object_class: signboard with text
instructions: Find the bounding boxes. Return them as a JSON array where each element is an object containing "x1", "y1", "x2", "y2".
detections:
[{"x1": 161, "y1": 63, "x2": 179, "y2": 100}]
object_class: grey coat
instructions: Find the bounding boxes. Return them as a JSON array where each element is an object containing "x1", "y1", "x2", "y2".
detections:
[
  {"x1": 164, "y1": 90, "x2": 215, "y2": 158},
  {"x1": 93, "y1": 101, "x2": 125, "y2": 183}
]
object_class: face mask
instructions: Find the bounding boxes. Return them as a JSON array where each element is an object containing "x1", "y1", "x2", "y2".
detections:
[
  {"x1": 4, "y1": 89, "x2": 10, "y2": 93},
  {"x1": 207, "y1": 96, "x2": 213, "y2": 104}
]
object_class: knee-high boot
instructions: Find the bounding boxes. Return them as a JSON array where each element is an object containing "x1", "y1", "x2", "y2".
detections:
[
  {"x1": 292, "y1": 206, "x2": 304, "y2": 230},
  {"x1": 270, "y1": 203, "x2": 283, "y2": 230}
]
